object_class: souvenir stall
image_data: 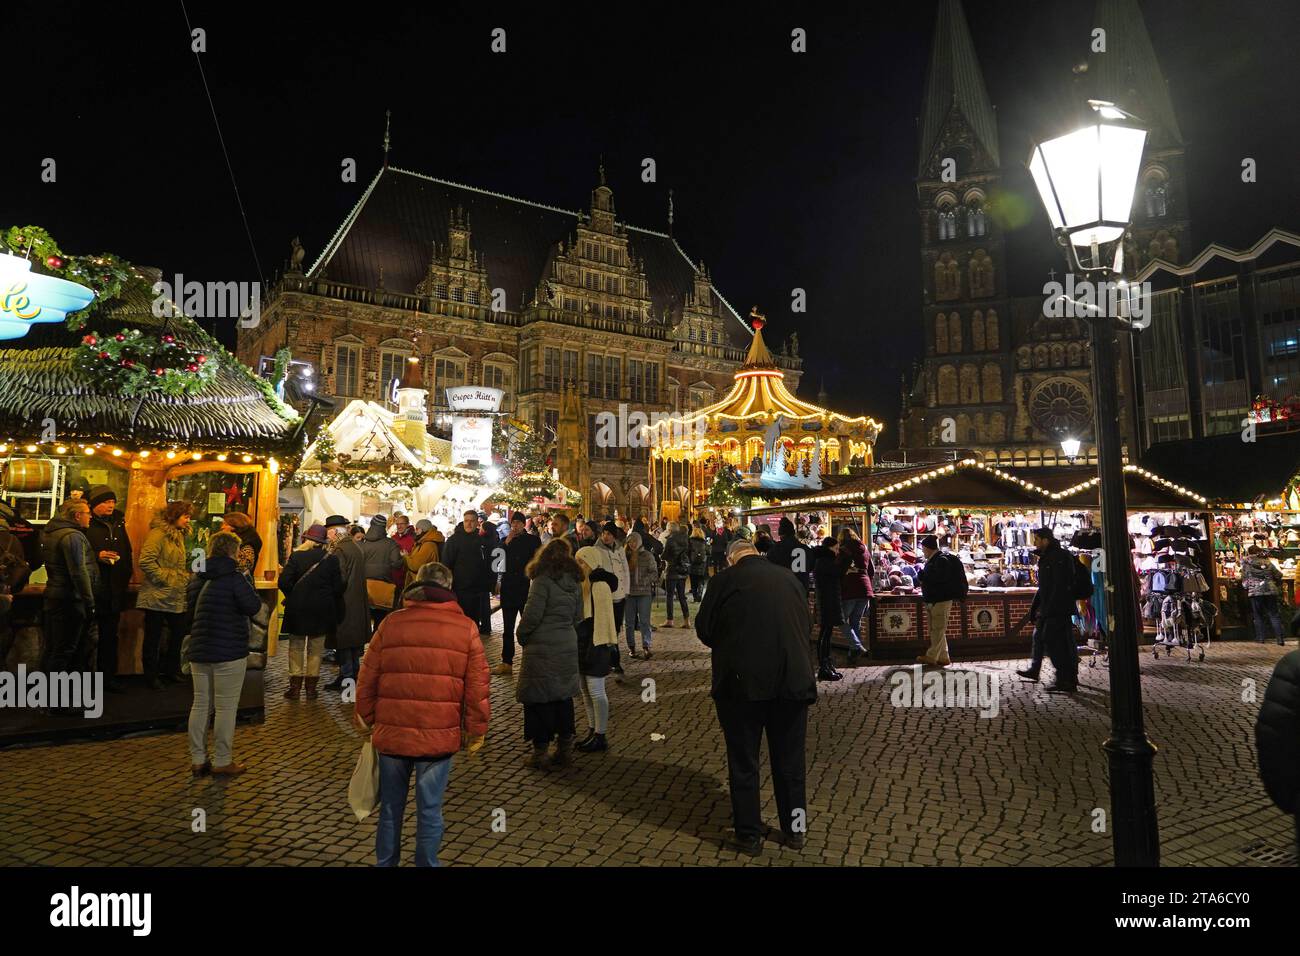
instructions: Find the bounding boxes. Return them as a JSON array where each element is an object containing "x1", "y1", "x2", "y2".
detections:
[
  {"x1": 751, "y1": 459, "x2": 1052, "y2": 660},
  {"x1": 647, "y1": 310, "x2": 883, "y2": 522},
  {"x1": 0, "y1": 259, "x2": 300, "y2": 745}
]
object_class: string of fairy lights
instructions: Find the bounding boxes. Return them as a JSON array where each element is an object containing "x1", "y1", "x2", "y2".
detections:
[{"x1": 0, "y1": 441, "x2": 278, "y2": 471}]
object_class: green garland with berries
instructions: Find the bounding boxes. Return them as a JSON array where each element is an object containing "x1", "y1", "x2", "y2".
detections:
[
  {"x1": 2, "y1": 225, "x2": 136, "y2": 324},
  {"x1": 75, "y1": 328, "x2": 219, "y2": 398}
]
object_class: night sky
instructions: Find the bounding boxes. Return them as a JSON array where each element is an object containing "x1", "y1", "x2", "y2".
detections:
[{"x1": 7, "y1": 2, "x2": 1298, "y2": 446}]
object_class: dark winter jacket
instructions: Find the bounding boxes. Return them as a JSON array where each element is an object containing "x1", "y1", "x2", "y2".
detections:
[
  {"x1": 1030, "y1": 539, "x2": 1077, "y2": 620},
  {"x1": 919, "y1": 550, "x2": 966, "y2": 604},
  {"x1": 695, "y1": 554, "x2": 817, "y2": 704},
  {"x1": 442, "y1": 525, "x2": 491, "y2": 595},
  {"x1": 767, "y1": 533, "x2": 811, "y2": 591},
  {"x1": 359, "y1": 518, "x2": 403, "y2": 582},
  {"x1": 626, "y1": 546, "x2": 658, "y2": 596},
  {"x1": 634, "y1": 520, "x2": 664, "y2": 566},
  {"x1": 710, "y1": 527, "x2": 731, "y2": 557},
  {"x1": 1256, "y1": 649, "x2": 1300, "y2": 851},
  {"x1": 0, "y1": 522, "x2": 29, "y2": 595},
  {"x1": 812, "y1": 545, "x2": 842, "y2": 626},
  {"x1": 515, "y1": 571, "x2": 584, "y2": 704},
  {"x1": 41, "y1": 516, "x2": 98, "y2": 606},
  {"x1": 280, "y1": 544, "x2": 342, "y2": 636},
  {"x1": 1242, "y1": 555, "x2": 1284, "y2": 598},
  {"x1": 837, "y1": 534, "x2": 874, "y2": 600},
  {"x1": 663, "y1": 530, "x2": 691, "y2": 579},
  {"x1": 84, "y1": 509, "x2": 133, "y2": 611},
  {"x1": 185, "y1": 554, "x2": 261, "y2": 664},
  {"x1": 500, "y1": 530, "x2": 542, "y2": 608},
  {"x1": 332, "y1": 537, "x2": 371, "y2": 650},
  {"x1": 688, "y1": 536, "x2": 709, "y2": 576}
]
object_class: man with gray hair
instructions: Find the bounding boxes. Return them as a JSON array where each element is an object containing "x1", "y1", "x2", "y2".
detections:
[{"x1": 696, "y1": 534, "x2": 816, "y2": 856}]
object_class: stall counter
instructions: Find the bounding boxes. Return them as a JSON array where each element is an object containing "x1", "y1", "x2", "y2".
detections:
[{"x1": 867, "y1": 588, "x2": 1036, "y2": 659}]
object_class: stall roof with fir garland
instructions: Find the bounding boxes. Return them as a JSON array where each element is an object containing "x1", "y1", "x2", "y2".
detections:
[{"x1": 0, "y1": 268, "x2": 300, "y2": 452}]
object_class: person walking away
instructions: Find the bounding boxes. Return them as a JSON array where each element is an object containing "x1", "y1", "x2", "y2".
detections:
[
  {"x1": 767, "y1": 517, "x2": 811, "y2": 593},
  {"x1": 39, "y1": 499, "x2": 99, "y2": 689},
  {"x1": 358, "y1": 514, "x2": 403, "y2": 623},
  {"x1": 219, "y1": 511, "x2": 262, "y2": 578},
  {"x1": 710, "y1": 520, "x2": 731, "y2": 577},
  {"x1": 812, "y1": 537, "x2": 843, "y2": 681},
  {"x1": 598, "y1": 521, "x2": 629, "y2": 679},
  {"x1": 1256, "y1": 649, "x2": 1300, "y2": 855},
  {"x1": 688, "y1": 526, "x2": 710, "y2": 601},
  {"x1": 1243, "y1": 546, "x2": 1286, "y2": 645},
  {"x1": 753, "y1": 526, "x2": 773, "y2": 555},
  {"x1": 498, "y1": 511, "x2": 541, "y2": 675},
  {"x1": 624, "y1": 532, "x2": 657, "y2": 659},
  {"x1": 837, "y1": 527, "x2": 874, "y2": 665},
  {"x1": 1016, "y1": 527, "x2": 1079, "y2": 692},
  {"x1": 575, "y1": 544, "x2": 619, "y2": 752},
  {"x1": 138, "y1": 501, "x2": 193, "y2": 688},
  {"x1": 663, "y1": 523, "x2": 692, "y2": 627},
  {"x1": 326, "y1": 515, "x2": 371, "y2": 693},
  {"x1": 278, "y1": 523, "x2": 340, "y2": 700},
  {"x1": 402, "y1": 519, "x2": 442, "y2": 582},
  {"x1": 514, "y1": 539, "x2": 584, "y2": 770},
  {"x1": 83, "y1": 486, "x2": 132, "y2": 693},
  {"x1": 185, "y1": 531, "x2": 260, "y2": 776},
  {"x1": 696, "y1": 539, "x2": 817, "y2": 855},
  {"x1": 917, "y1": 535, "x2": 966, "y2": 667},
  {"x1": 442, "y1": 510, "x2": 491, "y2": 635},
  {"x1": 355, "y1": 562, "x2": 490, "y2": 866}
]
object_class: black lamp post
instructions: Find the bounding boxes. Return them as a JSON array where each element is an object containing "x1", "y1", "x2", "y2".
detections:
[{"x1": 1028, "y1": 100, "x2": 1160, "y2": 867}]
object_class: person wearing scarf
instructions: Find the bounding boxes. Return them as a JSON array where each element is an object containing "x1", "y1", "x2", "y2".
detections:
[{"x1": 575, "y1": 544, "x2": 619, "y2": 753}]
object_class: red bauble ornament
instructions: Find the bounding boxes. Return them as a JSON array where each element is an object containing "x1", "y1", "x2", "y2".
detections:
[
  {"x1": 82, "y1": 334, "x2": 97, "y2": 346},
  {"x1": 186, "y1": 363, "x2": 199, "y2": 372},
  {"x1": 154, "y1": 368, "x2": 165, "y2": 376},
  {"x1": 45, "y1": 255, "x2": 65, "y2": 270},
  {"x1": 196, "y1": 354, "x2": 207, "y2": 364},
  {"x1": 162, "y1": 334, "x2": 175, "y2": 344},
  {"x1": 98, "y1": 351, "x2": 110, "y2": 359},
  {"x1": 114, "y1": 334, "x2": 125, "y2": 342},
  {"x1": 122, "y1": 359, "x2": 135, "y2": 368}
]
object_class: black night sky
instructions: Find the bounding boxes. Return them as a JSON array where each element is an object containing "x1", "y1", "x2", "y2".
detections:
[{"x1": 7, "y1": 2, "x2": 1299, "y2": 445}]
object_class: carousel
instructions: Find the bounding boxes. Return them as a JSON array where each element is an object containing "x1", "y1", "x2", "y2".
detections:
[{"x1": 645, "y1": 309, "x2": 884, "y2": 521}]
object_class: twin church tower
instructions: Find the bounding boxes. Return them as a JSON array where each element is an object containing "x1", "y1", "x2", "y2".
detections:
[{"x1": 900, "y1": 0, "x2": 1190, "y2": 465}]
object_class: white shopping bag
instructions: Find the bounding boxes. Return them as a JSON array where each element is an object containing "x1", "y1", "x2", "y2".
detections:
[{"x1": 348, "y1": 741, "x2": 380, "y2": 821}]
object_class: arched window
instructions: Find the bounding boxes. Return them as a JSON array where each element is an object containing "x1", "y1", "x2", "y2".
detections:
[
  {"x1": 937, "y1": 365, "x2": 958, "y2": 405},
  {"x1": 934, "y1": 313, "x2": 949, "y2": 353},
  {"x1": 967, "y1": 203, "x2": 987, "y2": 237},
  {"x1": 981, "y1": 363, "x2": 1002, "y2": 402},
  {"x1": 985, "y1": 310, "x2": 999, "y2": 350},
  {"x1": 935, "y1": 254, "x2": 960, "y2": 300},
  {"x1": 1016, "y1": 346, "x2": 1031, "y2": 370},
  {"x1": 948, "y1": 312, "x2": 962, "y2": 353},
  {"x1": 1067, "y1": 343, "x2": 1082, "y2": 366},
  {"x1": 971, "y1": 311, "x2": 985, "y2": 351},
  {"x1": 1144, "y1": 181, "x2": 1167, "y2": 218},
  {"x1": 989, "y1": 412, "x2": 1006, "y2": 441},
  {"x1": 959, "y1": 365, "x2": 979, "y2": 403},
  {"x1": 1033, "y1": 345, "x2": 1049, "y2": 369},
  {"x1": 1050, "y1": 344, "x2": 1065, "y2": 368},
  {"x1": 938, "y1": 208, "x2": 957, "y2": 241}
]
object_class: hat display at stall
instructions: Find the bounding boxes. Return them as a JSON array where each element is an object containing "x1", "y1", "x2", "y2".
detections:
[
  {"x1": 889, "y1": 520, "x2": 908, "y2": 534},
  {"x1": 324, "y1": 515, "x2": 350, "y2": 528},
  {"x1": 88, "y1": 485, "x2": 117, "y2": 509},
  {"x1": 303, "y1": 523, "x2": 328, "y2": 544}
]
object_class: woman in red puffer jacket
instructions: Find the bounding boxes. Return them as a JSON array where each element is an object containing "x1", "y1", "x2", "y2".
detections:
[{"x1": 355, "y1": 561, "x2": 490, "y2": 867}]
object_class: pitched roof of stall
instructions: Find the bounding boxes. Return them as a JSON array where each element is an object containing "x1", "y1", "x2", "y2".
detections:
[
  {"x1": 308, "y1": 166, "x2": 755, "y2": 347},
  {"x1": 917, "y1": 0, "x2": 1000, "y2": 175},
  {"x1": 0, "y1": 281, "x2": 299, "y2": 450}
]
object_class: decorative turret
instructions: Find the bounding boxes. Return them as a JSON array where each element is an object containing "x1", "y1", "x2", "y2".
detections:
[
  {"x1": 394, "y1": 356, "x2": 429, "y2": 454},
  {"x1": 590, "y1": 160, "x2": 616, "y2": 233}
]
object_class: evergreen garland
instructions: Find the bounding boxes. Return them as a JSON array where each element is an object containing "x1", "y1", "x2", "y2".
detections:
[{"x1": 74, "y1": 327, "x2": 219, "y2": 398}]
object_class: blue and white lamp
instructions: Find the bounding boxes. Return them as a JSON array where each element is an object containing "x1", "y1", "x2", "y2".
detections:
[{"x1": 0, "y1": 253, "x2": 97, "y2": 340}]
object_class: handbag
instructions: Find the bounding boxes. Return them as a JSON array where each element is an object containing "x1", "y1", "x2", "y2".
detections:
[
  {"x1": 348, "y1": 740, "x2": 381, "y2": 821},
  {"x1": 367, "y1": 578, "x2": 397, "y2": 611}
]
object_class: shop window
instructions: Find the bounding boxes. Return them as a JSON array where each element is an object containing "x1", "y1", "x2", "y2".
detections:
[
  {"x1": 166, "y1": 470, "x2": 258, "y2": 554},
  {"x1": 379, "y1": 349, "x2": 410, "y2": 401}
]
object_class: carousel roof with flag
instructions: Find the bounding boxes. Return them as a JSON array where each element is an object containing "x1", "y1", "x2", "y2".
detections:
[{"x1": 646, "y1": 310, "x2": 884, "y2": 451}]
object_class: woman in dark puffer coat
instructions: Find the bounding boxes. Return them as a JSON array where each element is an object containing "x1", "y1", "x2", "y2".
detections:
[
  {"x1": 1256, "y1": 649, "x2": 1300, "y2": 854},
  {"x1": 185, "y1": 531, "x2": 261, "y2": 777},
  {"x1": 280, "y1": 525, "x2": 344, "y2": 700},
  {"x1": 515, "y1": 538, "x2": 584, "y2": 771}
]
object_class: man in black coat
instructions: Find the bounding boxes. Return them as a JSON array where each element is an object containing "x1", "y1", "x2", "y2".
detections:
[
  {"x1": 1256, "y1": 649, "x2": 1300, "y2": 855},
  {"x1": 766, "y1": 516, "x2": 811, "y2": 592},
  {"x1": 696, "y1": 538, "x2": 817, "y2": 856},
  {"x1": 1017, "y1": 527, "x2": 1078, "y2": 692},
  {"x1": 40, "y1": 499, "x2": 99, "y2": 681},
  {"x1": 82, "y1": 486, "x2": 133, "y2": 692},
  {"x1": 497, "y1": 511, "x2": 541, "y2": 675},
  {"x1": 442, "y1": 510, "x2": 492, "y2": 634}
]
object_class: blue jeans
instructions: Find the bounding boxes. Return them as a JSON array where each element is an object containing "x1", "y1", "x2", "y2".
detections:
[
  {"x1": 338, "y1": 646, "x2": 362, "y2": 683},
  {"x1": 1251, "y1": 595, "x2": 1284, "y2": 642},
  {"x1": 626, "y1": 594, "x2": 653, "y2": 651},
  {"x1": 376, "y1": 754, "x2": 453, "y2": 867},
  {"x1": 841, "y1": 599, "x2": 868, "y2": 652}
]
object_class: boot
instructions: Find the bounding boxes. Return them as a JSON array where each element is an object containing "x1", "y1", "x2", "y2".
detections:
[
  {"x1": 576, "y1": 732, "x2": 607, "y2": 753},
  {"x1": 284, "y1": 676, "x2": 303, "y2": 700},
  {"x1": 304, "y1": 677, "x2": 319, "y2": 700},
  {"x1": 524, "y1": 741, "x2": 552, "y2": 770},
  {"x1": 552, "y1": 734, "x2": 576, "y2": 768}
]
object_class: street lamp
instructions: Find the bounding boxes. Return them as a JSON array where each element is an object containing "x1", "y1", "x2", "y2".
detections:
[
  {"x1": 1029, "y1": 100, "x2": 1160, "y2": 868},
  {"x1": 1060, "y1": 436, "x2": 1082, "y2": 463}
]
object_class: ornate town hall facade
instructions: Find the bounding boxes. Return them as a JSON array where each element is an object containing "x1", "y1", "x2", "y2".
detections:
[
  {"x1": 900, "y1": 0, "x2": 1190, "y2": 466},
  {"x1": 237, "y1": 166, "x2": 801, "y2": 517}
]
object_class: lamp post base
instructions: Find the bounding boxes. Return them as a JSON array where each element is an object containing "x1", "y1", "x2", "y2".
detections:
[{"x1": 1103, "y1": 734, "x2": 1160, "y2": 867}]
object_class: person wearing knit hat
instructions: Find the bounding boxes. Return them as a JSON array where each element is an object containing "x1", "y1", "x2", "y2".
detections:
[
  {"x1": 358, "y1": 515, "x2": 403, "y2": 624},
  {"x1": 83, "y1": 484, "x2": 133, "y2": 692}
]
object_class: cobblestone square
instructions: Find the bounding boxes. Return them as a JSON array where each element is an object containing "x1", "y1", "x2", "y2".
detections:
[{"x1": 1, "y1": 599, "x2": 1294, "y2": 867}]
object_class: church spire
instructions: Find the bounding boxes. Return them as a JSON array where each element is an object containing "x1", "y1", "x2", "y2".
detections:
[
  {"x1": 917, "y1": 0, "x2": 999, "y2": 176},
  {"x1": 1088, "y1": 0, "x2": 1183, "y2": 147},
  {"x1": 382, "y1": 109, "x2": 391, "y2": 168}
]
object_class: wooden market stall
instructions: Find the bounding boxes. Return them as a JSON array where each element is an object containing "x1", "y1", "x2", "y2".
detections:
[{"x1": 0, "y1": 279, "x2": 301, "y2": 744}]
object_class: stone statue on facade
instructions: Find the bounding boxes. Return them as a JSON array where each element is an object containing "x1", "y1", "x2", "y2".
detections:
[{"x1": 289, "y1": 237, "x2": 305, "y2": 273}]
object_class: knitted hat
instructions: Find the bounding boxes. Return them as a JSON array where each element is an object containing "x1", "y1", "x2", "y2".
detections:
[
  {"x1": 919, "y1": 535, "x2": 939, "y2": 551},
  {"x1": 602, "y1": 521, "x2": 618, "y2": 536},
  {"x1": 415, "y1": 518, "x2": 434, "y2": 534},
  {"x1": 303, "y1": 523, "x2": 328, "y2": 544},
  {"x1": 511, "y1": 511, "x2": 527, "y2": 524},
  {"x1": 370, "y1": 514, "x2": 388, "y2": 531},
  {"x1": 778, "y1": 517, "x2": 795, "y2": 537},
  {"x1": 88, "y1": 485, "x2": 117, "y2": 509}
]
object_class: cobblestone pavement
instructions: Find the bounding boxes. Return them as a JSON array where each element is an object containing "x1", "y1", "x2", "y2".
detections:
[{"x1": 1, "y1": 597, "x2": 1295, "y2": 867}]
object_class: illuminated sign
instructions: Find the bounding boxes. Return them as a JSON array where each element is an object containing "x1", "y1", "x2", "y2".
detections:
[
  {"x1": 451, "y1": 414, "x2": 493, "y2": 465},
  {"x1": 445, "y1": 385, "x2": 503, "y2": 412},
  {"x1": 0, "y1": 254, "x2": 96, "y2": 340}
]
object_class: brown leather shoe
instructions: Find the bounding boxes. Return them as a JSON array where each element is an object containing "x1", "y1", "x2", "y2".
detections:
[
  {"x1": 304, "y1": 677, "x2": 319, "y2": 700},
  {"x1": 211, "y1": 762, "x2": 247, "y2": 776},
  {"x1": 491, "y1": 662, "x2": 513, "y2": 676},
  {"x1": 284, "y1": 676, "x2": 302, "y2": 700}
]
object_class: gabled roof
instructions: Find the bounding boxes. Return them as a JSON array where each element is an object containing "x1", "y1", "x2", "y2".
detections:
[
  {"x1": 308, "y1": 166, "x2": 754, "y2": 347},
  {"x1": 917, "y1": 0, "x2": 1000, "y2": 176},
  {"x1": 1135, "y1": 228, "x2": 1300, "y2": 282},
  {"x1": 1089, "y1": 0, "x2": 1183, "y2": 147},
  {"x1": 0, "y1": 281, "x2": 299, "y2": 451}
]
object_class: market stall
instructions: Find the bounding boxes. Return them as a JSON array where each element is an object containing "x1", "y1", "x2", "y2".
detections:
[{"x1": 0, "y1": 262, "x2": 300, "y2": 744}]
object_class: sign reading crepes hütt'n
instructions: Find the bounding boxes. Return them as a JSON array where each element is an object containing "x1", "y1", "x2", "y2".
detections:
[{"x1": 445, "y1": 386, "x2": 503, "y2": 413}]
